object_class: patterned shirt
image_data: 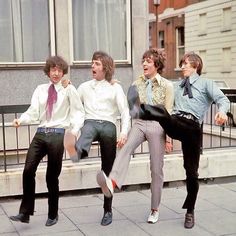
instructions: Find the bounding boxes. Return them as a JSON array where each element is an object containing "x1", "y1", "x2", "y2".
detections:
[{"x1": 133, "y1": 74, "x2": 174, "y2": 114}]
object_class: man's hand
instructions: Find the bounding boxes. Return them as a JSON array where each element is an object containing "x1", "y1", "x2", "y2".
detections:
[
  {"x1": 61, "y1": 79, "x2": 71, "y2": 88},
  {"x1": 215, "y1": 111, "x2": 228, "y2": 125},
  {"x1": 110, "y1": 79, "x2": 120, "y2": 85},
  {"x1": 117, "y1": 133, "x2": 127, "y2": 148},
  {"x1": 165, "y1": 141, "x2": 173, "y2": 153},
  {"x1": 13, "y1": 119, "x2": 21, "y2": 127}
]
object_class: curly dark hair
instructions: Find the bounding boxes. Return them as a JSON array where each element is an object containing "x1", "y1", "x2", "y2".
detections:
[
  {"x1": 43, "y1": 55, "x2": 68, "y2": 76},
  {"x1": 142, "y1": 48, "x2": 166, "y2": 74},
  {"x1": 92, "y1": 51, "x2": 115, "y2": 82},
  {"x1": 179, "y1": 51, "x2": 203, "y2": 75}
]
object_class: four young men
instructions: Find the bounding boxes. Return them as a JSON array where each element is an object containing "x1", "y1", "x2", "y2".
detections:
[{"x1": 9, "y1": 51, "x2": 230, "y2": 229}]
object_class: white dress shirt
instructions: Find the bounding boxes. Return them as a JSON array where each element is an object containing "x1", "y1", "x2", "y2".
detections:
[
  {"x1": 19, "y1": 82, "x2": 85, "y2": 135},
  {"x1": 78, "y1": 79, "x2": 130, "y2": 135}
]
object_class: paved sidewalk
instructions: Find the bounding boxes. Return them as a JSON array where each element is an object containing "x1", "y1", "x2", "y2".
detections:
[{"x1": 0, "y1": 181, "x2": 236, "y2": 236}]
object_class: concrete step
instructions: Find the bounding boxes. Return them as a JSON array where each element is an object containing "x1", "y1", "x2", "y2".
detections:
[{"x1": 0, "y1": 148, "x2": 236, "y2": 197}]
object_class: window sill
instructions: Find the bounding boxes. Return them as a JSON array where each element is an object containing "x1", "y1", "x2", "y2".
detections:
[
  {"x1": 221, "y1": 70, "x2": 231, "y2": 73},
  {"x1": 0, "y1": 62, "x2": 44, "y2": 70},
  {"x1": 71, "y1": 60, "x2": 132, "y2": 68},
  {"x1": 198, "y1": 33, "x2": 207, "y2": 36},
  {"x1": 221, "y1": 28, "x2": 231, "y2": 33}
]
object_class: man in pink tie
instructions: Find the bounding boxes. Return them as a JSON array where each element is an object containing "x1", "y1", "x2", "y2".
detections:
[{"x1": 9, "y1": 56, "x2": 85, "y2": 227}]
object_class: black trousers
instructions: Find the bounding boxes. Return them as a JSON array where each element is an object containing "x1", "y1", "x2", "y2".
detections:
[
  {"x1": 142, "y1": 104, "x2": 202, "y2": 211},
  {"x1": 19, "y1": 132, "x2": 64, "y2": 219},
  {"x1": 75, "y1": 120, "x2": 117, "y2": 212}
]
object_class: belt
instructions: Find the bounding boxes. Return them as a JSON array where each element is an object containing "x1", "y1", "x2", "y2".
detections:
[
  {"x1": 95, "y1": 120, "x2": 105, "y2": 123},
  {"x1": 176, "y1": 112, "x2": 199, "y2": 124},
  {"x1": 86, "y1": 119, "x2": 107, "y2": 124},
  {"x1": 37, "y1": 127, "x2": 65, "y2": 134}
]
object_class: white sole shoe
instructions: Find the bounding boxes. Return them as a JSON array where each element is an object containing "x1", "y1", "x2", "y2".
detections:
[
  {"x1": 147, "y1": 210, "x2": 159, "y2": 224},
  {"x1": 96, "y1": 171, "x2": 114, "y2": 198}
]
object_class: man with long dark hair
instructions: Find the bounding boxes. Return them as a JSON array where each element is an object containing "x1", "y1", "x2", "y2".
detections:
[{"x1": 10, "y1": 56, "x2": 84, "y2": 226}]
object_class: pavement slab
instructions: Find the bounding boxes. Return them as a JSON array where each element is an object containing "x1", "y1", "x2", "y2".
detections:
[{"x1": 0, "y1": 182, "x2": 235, "y2": 236}]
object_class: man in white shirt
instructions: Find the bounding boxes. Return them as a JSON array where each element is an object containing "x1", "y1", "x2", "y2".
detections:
[
  {"x1": 9, "y1": 56, "x2": 85, "y2": 227},
  {"x1": 65, "y1": 51, "x2": 130, "y2": 226}
]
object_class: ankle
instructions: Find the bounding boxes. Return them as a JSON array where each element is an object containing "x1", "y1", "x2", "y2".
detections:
[
  {"x1": 111, "y1": 179, "x2": 117, "y2": 189},
  {"x1": 187, "y1": 209, "x2": 194, "y2": 214}
]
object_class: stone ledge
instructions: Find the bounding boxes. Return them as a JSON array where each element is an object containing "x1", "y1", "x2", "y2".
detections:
[{"x1": 0, "y1": 148, "x2": 236, "y2": 197}]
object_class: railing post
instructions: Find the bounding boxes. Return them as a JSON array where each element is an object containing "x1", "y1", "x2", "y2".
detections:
[
  {"x1": 200, "y1": 123, "x2": 203, "y2": 154},
  {"x1": 1, "y1": 113, "x2": 7, "y2": 172}
]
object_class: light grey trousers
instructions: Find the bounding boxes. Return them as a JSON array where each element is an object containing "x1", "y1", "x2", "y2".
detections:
[{"x1": 109, "y1": 119, "x2": 165, "y2": 210}]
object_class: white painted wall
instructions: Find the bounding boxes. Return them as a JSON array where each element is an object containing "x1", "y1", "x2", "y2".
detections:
[{"x1": 185, "y1": 0, "x2": 236, "y2": 88}]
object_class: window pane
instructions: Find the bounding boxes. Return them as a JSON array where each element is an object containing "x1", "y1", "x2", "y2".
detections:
[
  {"x1": 176, "y1": 27, "x2": 185, "y2": 68},
  {"x1": 158, "y1": 31, "x2": 164, "y2": 48},
  {"x1": 199, "y1": 13, "x2": 207, "y2": 35},
  {"x1": 0, "y1": 0, "x2": 50, "y2": 63},
  {"x1": 177, "y1": 27, "x2": 184, "y2": 46},
  {"x1": 72, "y1": 0, "x2": 128, "y2": 61},
  {"x1": 222, "y1": 7, "x2": 231, "y2": 31}
]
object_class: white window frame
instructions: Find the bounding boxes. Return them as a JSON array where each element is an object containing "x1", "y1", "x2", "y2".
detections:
[
  {"x1": 68, "y1": 0, "x2": 131, "y2": 65},
  {"x1": 0, "y1": 0, "x2": 55, "y2": 67}
]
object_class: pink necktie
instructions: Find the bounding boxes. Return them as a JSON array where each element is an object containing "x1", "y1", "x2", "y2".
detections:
[{"x1": 46, "y1": 84, "x2": 57, "y2": 120}]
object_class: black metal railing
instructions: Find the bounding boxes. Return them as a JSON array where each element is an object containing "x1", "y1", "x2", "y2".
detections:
[
  {"x1": 0, "y1": 105, "x2": 151, "y2": 172},
  {"x1": 1, "y1": 89, "x2": 236, "y2": 172},
  {"x1": 203, "y1": 89, "x2": 236, "y2": 149},
  {"x1": 0, "y1": 105, "x2": 30, "y2": 172}
]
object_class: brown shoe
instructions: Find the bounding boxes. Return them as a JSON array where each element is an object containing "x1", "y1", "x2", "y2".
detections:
[{"x1": 184, "y1": 213, "x2": 194, "y2": 229}]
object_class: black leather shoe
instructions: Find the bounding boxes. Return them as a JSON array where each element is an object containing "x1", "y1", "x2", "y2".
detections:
[
  {"x1": 45, "y1": 215, "x2": 58, "y2": 227},
  {"x1": 101, "y1": 211, "x2": 112, "y2": 226},
  {"x1": 127, "y1": 85, "x2": 142, "y2": 119},
  {"x1": 184, "y1": 213, "x2": 194, "y2": 229},
  {"x1": 10, "y1": 213, "x2": 30, "y2": 223},
  {"x1": 140, "y1": 104, "x2": 168, "y2": 121}
]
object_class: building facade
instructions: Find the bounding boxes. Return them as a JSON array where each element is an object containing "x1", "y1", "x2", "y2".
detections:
[
  {"x1": 0, "y1": 0, "x2": 149, "y2": 105},
  {"x1": 185, "y1": 0, "x2": 236, "y2": 87},
  {"x1": 149, "y1": 0, "x2": 236, "y2": 87},
  {"x1": 1, "y1": 0, "x2": 235, "y2": 106}
]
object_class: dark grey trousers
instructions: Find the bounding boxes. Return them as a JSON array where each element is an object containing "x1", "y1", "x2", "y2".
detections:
[{"x1": 75, "y1": 119, "x2": 117, "y2": 212}]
